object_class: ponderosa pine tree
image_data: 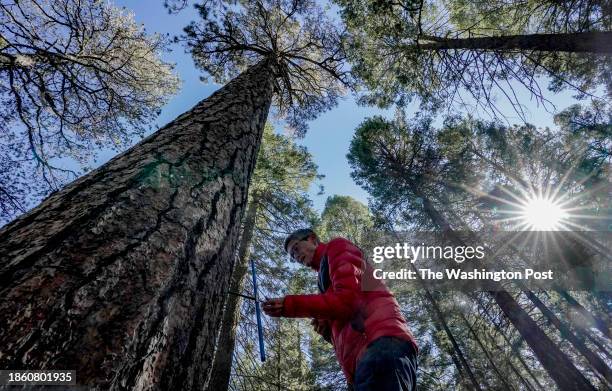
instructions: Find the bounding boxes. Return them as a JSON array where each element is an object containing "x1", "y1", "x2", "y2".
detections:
[
  {"x1": 0, "y1": 1, "x2": 349, "y2": 389},
  {"x1": 335, "y1": 0, "x2": 611, "y2": 119},
  {"x1": 0, "y1": 0, "x2": 180, "y2": 224}
]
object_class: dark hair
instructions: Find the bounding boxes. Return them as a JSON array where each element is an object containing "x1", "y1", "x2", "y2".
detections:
[{"x1": 284, "y1": 228, "x2": 318, "y2": 253}]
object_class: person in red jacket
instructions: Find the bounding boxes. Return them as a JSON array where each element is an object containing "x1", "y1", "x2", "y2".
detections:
[{"x1": 262, "y1": 228, "x2": 418, "y2": 390}]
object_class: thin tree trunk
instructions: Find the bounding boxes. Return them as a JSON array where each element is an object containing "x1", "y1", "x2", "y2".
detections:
[
  {"x1": 479, "y1": 316, "x2": 537, "y2": 391},
  {"x1": 427, "y1": 291, "x2": 485, "y2": 390},
  {"x1": 427, "y1": 290, "x2": 484, "y2": 390},
  {"x1": 297, "y1": 326, "x2": 303, "y2": 375},
  {"x1": 418, "y1": 31, "x2": 612, "y2": 53},
  {"x1": 524, "y1": 291, "x2": 612, "y2": 385},
  {"x1": 475, "y1": 294, "x2": 546, "y2": 389},
  {"x1": 457, "y1": 311, "x2": 516, "y2": 391},
  {"x1": 556, "y1": 290, "x2": 611, "y2": 339},
  {"x1": 409, "y1": 284, "x2": 482, "y2": 390},
  {"x1": 411, "y1": 186, "x2": 596, "y2": 390},
  {"x1": 0, "y1": 59, "x2": 276, "y2": 390},
  {"x1": 209, "y1": 198, "x2": 259, "y2": 390},
  {"x1": 430, "y1": 319, "x2": 471, "y2": 390},
  {"x1": 410, "y1": 301, "x2": 472, "y2": 389},
  {"x1": 277, "y1": 322, "x2": 282, "y2": 391}
]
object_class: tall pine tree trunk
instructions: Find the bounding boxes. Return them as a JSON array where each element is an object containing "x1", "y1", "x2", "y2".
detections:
[
  {"x1": 0, "y1": 59, "x2": 276, "y2": 390},
  {"x1": 457, "y1": 311, "x2": 515, "y2": 391},
  {"x1": 479, "y1": 318, "x2": 537, "y2": 391},
  {"x1": 411, "y1": 186, "x2": 595, "y2": 390},
  {"x1": 556, "y1": 290, "x2": 611, "y2": 339},
  {"x1": 430, "y1": 318, "x2": 471, "y2": 389},
  {"x1": 424, "y1": 289, "x2": 484, "y2": 391},
  {"x1": 475, "y1": 294, "x2": 546, "y2": 389},
  {"x1": 524, "y1": 291, "x2": 611, "y2": 385},
  {"x1": 419, "y1": 31, "x2": 612, "y2": 53},
  {"x1": 402, "y1": 267, "x2": 482, "y2": 391},
  {"x1": 209, "y1": 198, "x2": 259, "y2": 390},
  {"x1": 498, "y1": 242, "x2": 611, "y2": 382}
]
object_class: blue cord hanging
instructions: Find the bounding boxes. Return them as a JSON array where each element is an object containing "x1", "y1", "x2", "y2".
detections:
[{"x1": 251, "y1": 259, "x2": 266, "y2": 362}]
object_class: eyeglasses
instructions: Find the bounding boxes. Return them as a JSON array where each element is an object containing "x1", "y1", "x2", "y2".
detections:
[{"x1": 289, "y1": 237, "x2": 309, "y2": 262}]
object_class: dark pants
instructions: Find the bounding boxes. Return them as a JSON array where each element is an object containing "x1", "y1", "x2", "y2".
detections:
[{"x1": 351, "y1": 336, "x2": 418, "y2": 391}]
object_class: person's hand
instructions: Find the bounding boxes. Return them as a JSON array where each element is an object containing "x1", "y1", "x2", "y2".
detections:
[
  {"x1": 262, "y1": 297, "x2": 284, "y2": 317},
  {"x1": 310, "y1": 318, "x2": 326, "y2": 335},
  {"x1": 311, "y1": 318, "x2": 332, "y2": 343}
]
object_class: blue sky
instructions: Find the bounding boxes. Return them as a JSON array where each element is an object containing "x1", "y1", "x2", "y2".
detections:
[{"x1": 110, "y1": 1, "x2": 580, "y2": 213}]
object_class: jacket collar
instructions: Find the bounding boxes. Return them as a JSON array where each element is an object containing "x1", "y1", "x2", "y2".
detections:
[{"x1": 311, "y1": 242, "x2": 327, "y2": 271}]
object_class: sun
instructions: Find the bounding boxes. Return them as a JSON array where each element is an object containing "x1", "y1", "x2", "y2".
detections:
[{"x1": 519, "y1": 196, "x2": 569, "y2": 231}]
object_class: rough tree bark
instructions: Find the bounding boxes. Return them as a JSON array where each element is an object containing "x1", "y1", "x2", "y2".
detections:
[
  {"x1": 209, "y1": 197, "x2": 259, "y2": 390},
  {"x1": 0, "y1": 59, "x2": 276, "y2": 390},
  {"x1": 418, "y1": 32, "x2": 612, "y2": 53}
]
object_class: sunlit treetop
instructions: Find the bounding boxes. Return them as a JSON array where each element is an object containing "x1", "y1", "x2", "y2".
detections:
[{"x1": 182, "y1": 0, "x2": 353, "y2": 135}]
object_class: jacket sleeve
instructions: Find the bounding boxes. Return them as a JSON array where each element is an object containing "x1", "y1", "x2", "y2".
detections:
[{"x1": 283, "y1": 238, "x2": 363, "y2": 320}]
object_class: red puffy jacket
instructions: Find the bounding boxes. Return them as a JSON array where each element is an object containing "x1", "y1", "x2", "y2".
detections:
[{"x1": 283, "y1": 237, "x2": 417, "y2": 382}]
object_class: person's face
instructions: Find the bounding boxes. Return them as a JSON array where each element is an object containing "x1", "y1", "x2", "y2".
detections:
[{"x1": 287, "y1": 234, "x2": 318, "y2": 269}]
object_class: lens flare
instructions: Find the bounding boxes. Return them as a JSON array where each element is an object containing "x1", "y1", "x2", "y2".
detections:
[{"x1": 519, "y1": 196, "x2": 569, "y2": 231}]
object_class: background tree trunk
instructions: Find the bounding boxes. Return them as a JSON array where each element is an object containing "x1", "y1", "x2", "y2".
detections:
[
  {"x1": 556, "y1": 290, "x2": 611, "y2": 339},
  {"x1": 491, "y1": 290, "x2": 595, "y2": 390},
  {"x1": 479, "y1": 317, "x2": 537, "y2": 391},
  {"x1": 0, "y1": 59, "x2": 275, "y2": 390},
  {"x1": 418, "y1": 31, "x2": 612, "y2": 53},
  {"x1": 475, "y1": 294, "x2": 546, "y2": 390},
  {"x1": 424, "y1": 288, "x2": 483, "y2": 391},
  {"x1": 406, "y1": 267, "x2": 482, "y2": 391},
  {"x1": 524, "y1": 291, "x2": 611, "y2": 385},
  {"x1": 457, "y1": 311, "x2": 516, "y2": 390},
  {"x1": 209, "y1": 198, "x2": 259, "y2": 390}
]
